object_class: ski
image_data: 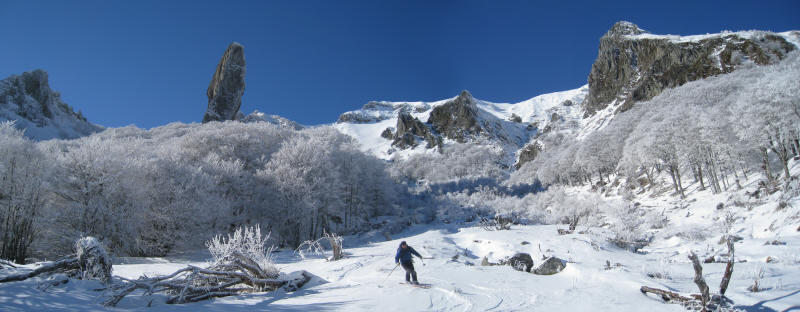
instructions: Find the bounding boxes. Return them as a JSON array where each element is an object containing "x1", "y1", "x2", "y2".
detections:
[{"x1": 399, "y1": 282, "x2": 431, "y2": 289}]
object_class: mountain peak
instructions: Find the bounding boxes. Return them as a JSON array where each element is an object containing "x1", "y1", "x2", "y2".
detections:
[
  {"x1": 458, "y1": 90, "x2": 473, "y2": 100},
  {"x1": 0, "y1": 69, "x2": 102, "y2": 140},
  {"x1": 605, "y1": 21, "x2": 646, "y2": 38}
]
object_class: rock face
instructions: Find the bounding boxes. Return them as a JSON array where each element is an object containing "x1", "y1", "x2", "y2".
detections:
[
  {"x1": 392, "y1": 112, "x2": 439, "y2": 149},
  {"x1": 203, "y1": 42, "x2": 246, "y2": 123},
  {"x1": 533, "y1": 256, "x2": 566, "y2": 275},
  {"x1": 583, "y1": 21, "x2": 797, "y2": 115},
  {"x1": 428, "y1": 90, "x2": 482, "y2": 143},
  {"x1": 0, "y1": 69, "x2": 101, "y2": 140}
]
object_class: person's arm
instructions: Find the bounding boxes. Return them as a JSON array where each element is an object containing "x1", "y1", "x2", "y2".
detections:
[
  {"x1": 410, "y1": 247, "x2": 422, "y2": 259},
  {"x1": 395, "y1": 249, "x2": 401, "y2": 263}
]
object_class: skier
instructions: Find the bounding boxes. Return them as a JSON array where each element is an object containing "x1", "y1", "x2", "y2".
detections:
[{"x1": 394, "y1": 241, "x2": 423, "y2": 285}]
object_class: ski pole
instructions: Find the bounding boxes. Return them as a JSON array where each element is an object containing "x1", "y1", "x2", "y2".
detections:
[{"x1": 379, "y1": 263, "x2": 400, "y2": 287}]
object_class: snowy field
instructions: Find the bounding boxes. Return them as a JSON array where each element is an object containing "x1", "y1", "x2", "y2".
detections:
[{"x1": 1, "y1": 219, "x2": 798, "y2": 311}]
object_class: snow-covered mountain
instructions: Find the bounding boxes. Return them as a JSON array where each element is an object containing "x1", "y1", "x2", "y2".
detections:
[
  {"x1": 334, "y1": 86, "x2": 588, "y2": 167},
  {"x1": 335, "y1": 22, "x2": 799, "y2": 170},
  {"x1": 0, "y1": 70, "x2": 103, "y2": 140},
  {"x1": 240, "y1": 109, "x2": 304, "y2": 130}
]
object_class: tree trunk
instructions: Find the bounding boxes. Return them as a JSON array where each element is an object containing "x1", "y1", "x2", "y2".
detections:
[
  {"x1": 761, "y1": 147, "x2": 773, "y2": 183},
  {"x1": 697, "y1": 164, "x2": 706, "y2": 191},
  {"x1": 782, "y1": 159, "x2": 791, "y2": 182},
  {"x1": 719, "y1": 238, "x2": 735, "y2": 296},
  {"x1": 688, "y1": 252, "x2": 710, "y2": 312}
]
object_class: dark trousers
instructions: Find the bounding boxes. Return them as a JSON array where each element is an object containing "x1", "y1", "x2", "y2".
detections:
[{"x1": 400, "y1": 261, "x2": 417, "y2": 282}]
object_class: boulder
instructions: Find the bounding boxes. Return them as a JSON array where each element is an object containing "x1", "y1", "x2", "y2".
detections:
[
  {"x1": 203, "y1": 42, "x2": 246, "y2": 123},
  {"x1": 506, "y1": 253, "x2": 534, "y2": 273},
  {"x1": 533, "y1": 256, "x2": 566, "y2": 275},
  {"x1": 380, "y1": 127, "x2": 394, "y2": 139}
]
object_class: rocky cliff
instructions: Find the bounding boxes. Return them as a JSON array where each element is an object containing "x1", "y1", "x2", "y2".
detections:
[
  {"x1": 428, "y1": 90, "x2": 483, "y2": 143},
  {"x1": 583, "y1": 21, "x2": 798, "y2": 115},
  {"x1": 203, "y1": 42, "x2": 247, "y2": 123},
  {"x1": 0, "y1": 70, "x2": 102, "y2": 140}
]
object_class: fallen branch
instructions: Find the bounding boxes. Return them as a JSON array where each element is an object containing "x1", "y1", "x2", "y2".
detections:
[
  {"x1": 643, "y1": 247, "x2": 738, "y2": 311},
  {"x1": 104, "y1": 268, "x2": 312, "y2": 306},
  {"x1": 104, "y1": 226, "x2": 313, "y2": 307},
  {"x1": 640, "y1": 286, "x2": 694, "y2": 303},
  {"x1": 0, "y1": 256, "x2": 78, "y2": 283},
  {"x1": 0, "y1": 259, "x2": 18, "y2": 269}
]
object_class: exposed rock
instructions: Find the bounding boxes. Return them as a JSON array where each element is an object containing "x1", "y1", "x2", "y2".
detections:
[
  {"x1": 515, "y1": 141, "x2": 542, "y2": 169},
  {"x1": 509, "y1": 113, "x2": 522, "y2": 123},
  {"x1": 533, "y1": 256, "x2": 566, "y2": 275},
  {"x1": 203, "y1": 42, "x2": 246, "y2": 123},
  {"x1": 380, "y1": 127, "x2": 394, "y2": 139},
  {"x1": 505, "y1": 253, "x2": 534, "y2": 272},
  {"x1": 392, "y1": 112, "x2": 439, "y2": 149},
  {"x1": 583, "y1": 21, "x2": 797, "y2": 116},
  {"x1": 0, "y1": 69, "x2": 101, "y2": 140},
  {"x1": 428, "y1": 90, "x2": 482, "y2": 143}
]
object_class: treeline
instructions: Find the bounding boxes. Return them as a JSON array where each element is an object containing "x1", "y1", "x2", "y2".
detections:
[
  {"x1": 513, "y1": 51, "x2": 800, "y2": 196},
  {"x1": 0, "y1": 121, "x2": 398, "y2": 262}
]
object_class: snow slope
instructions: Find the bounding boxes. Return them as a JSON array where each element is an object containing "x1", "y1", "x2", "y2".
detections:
[
  {"x1": 3, "y1": 159, "x2": 799, "y2": 312},
  {"x1": 1, "y1": 222, "x2": 797, "y2": 311}
]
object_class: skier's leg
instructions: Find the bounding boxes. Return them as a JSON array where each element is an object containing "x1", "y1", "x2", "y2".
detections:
[
  {"x1": 401, "y1": 262, "x2": 412, "y2": 282},
  {"x1": 409, "y1": 262, "x2": 418, "y2": 282}
]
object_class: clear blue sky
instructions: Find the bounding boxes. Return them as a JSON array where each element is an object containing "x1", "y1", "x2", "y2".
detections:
[{"x1": 2, "y1": 0, "x2": 798, "y2": 128}]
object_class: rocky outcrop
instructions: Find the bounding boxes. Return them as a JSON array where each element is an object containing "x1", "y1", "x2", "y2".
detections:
[
  {"x1": 429, "y1": 90, "x2": 482, "y2": 143},
  {"x1": 392, "y1": 112, "x2": 439, "y2": 149},
  {"x1": 203, "y1": 42, "x2": 246, "y2": 123},
  {"x1": 533, "y1": 256, "x2": 566, "y2": 275},
  {"x1": 515, "y1": 141, "x2": 542, "y2": 169},
  {"x1": 583, "y1": 21, "x2": 797, "y2": 115},
  {"x1": 0, "y1": 69, "x2": 101, "y2": 140}
]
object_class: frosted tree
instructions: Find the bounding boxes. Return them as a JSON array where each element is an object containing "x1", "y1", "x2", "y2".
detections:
[{"x1": 0, "y1": 122, "x2": 50, "y2": 263}]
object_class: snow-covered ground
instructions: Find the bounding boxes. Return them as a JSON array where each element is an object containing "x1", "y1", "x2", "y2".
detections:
[{"x1": 2, "y1": 211, "x2": 798, "y2": 311}]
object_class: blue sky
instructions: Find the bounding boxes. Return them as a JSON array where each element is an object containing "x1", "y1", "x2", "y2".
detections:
[{"x1": 2, "y1": 0, "x2": 799, "y2": 128}]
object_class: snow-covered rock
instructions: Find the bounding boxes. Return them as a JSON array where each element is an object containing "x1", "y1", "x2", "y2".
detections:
[
  {"x1": 0, "y1": 70, "x2": 102, "y2": 140},
  {"x1": 240, "y1": 109, "x2": 304, "y2": 130},
  {"x1": 584, "y1": 21, "x2": 799, "y2": 116}
]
